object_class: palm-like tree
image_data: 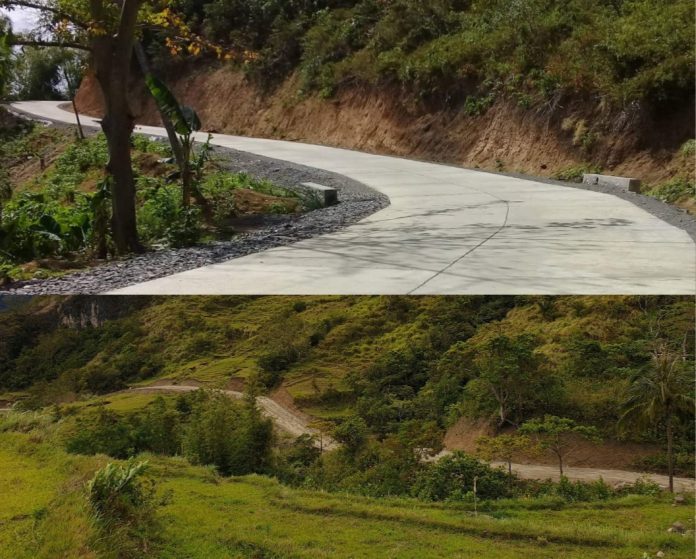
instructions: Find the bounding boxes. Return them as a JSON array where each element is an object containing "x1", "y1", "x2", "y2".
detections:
[{"x1": 621, "y1": 345, "x2": 694, "y2": 492}]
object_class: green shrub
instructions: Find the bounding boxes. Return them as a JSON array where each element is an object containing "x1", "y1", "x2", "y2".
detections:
[
  {"x1": 67, "y1": 409, "x2": 138, "y2": 458},
  {"x1": 137, "y1": 180, "x2": 202, "y2": 247},
  {"x1": 679, "y1": 139, "x2": 695, "y2": 158},
  {"x1": 183, "y1": 390, "x2": 273, "y2": 476},
  {"x1": 413, "y1": 452, "x2": 512, "y2": 501},
  {"x1": 647, "y1": 178, "x2": 694, "y2": 204},
  {"x1": 463, "y1": 94, "x2": 495, "y2": 116},
  {"x1": 196, "y1": 0, "x2": 695, "y2": 106},
  {"x1": 87, "y1": 460, "x2": 159, "y2": 558},
  {"x1": 555, "y1": 476, "x2": 612, "y2": 502},
  {"x1": 87, "y1": 460, "x2": 153, "y2": 522},
  {"x1": 552, "y1": 164, "x2": 602, "y2": 183}
]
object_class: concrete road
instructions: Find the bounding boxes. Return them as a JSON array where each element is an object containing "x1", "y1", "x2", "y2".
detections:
[{"x1": 12, "y1": 101, "x2": 695, "y2": 295}]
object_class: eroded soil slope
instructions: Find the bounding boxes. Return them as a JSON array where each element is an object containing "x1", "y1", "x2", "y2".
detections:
[{"x1": 76, "y1": 65, "x2": 694, "y2": 185}]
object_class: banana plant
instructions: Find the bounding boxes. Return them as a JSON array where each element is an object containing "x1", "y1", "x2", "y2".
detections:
[{"x1": 145, "y1": 74, "x2": 202, "y2": 208}]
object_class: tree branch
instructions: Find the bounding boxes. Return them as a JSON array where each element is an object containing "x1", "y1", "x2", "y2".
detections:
[
  {"x1": 1, "y1": 0, "x2": 89, "y2": 29},
  {"x1": 9, "y1": 38, "x2": 91, "y2": 51}
]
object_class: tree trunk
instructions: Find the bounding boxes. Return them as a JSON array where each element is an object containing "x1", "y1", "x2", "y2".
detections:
[
  {"x1": 90, "y1": 0, "x2": 143, "y2": 255},
  {"x1": 102, "y1": 106, "x2": 141, "y2": 253},
  {"x1": 181, "y1": 139, "x2": 192, "y2": 208},
  {"x1": 555, "y1": 450, "x2": 564, "y2": 477},
  {"x1": 70, "y1": 98, "x2": 85, "y2": 140},
  {"x1": 666, "y1": 413, "x2": 674, "y2": 493}
]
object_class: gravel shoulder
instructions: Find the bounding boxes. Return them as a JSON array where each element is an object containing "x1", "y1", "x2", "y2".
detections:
[{"x1": 2, "y1": 135, "x2": 389, "y2": 295}]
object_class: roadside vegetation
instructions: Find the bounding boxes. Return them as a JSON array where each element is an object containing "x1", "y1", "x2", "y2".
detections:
[
  {"x1": 0, "y1": 110, "x2": 301, "y2": 284},
  {"x1": 0, "y1": 295, "x2": 693, "y2": 556},
  {"x1": 165, "y1": 0, "x2": 694, "y2": 108}
]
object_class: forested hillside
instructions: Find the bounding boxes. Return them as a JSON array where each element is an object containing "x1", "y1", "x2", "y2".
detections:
[{"x1": 1, "y1": 295, "x2": 693, "y2": 471}]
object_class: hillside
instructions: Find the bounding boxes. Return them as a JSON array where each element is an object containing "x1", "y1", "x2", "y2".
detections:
[
  {"x1": 1, "y1": 298, "x2": 694, "y2": 558},
  {"x1": 75, "y1": 0, "x2": 695, "y2": 208},
  {"x1": 2, "y1": 430, "x2": 693, "y2": 559},
  {"x1": 1, "y1": 295, "x2": 693, "y2": 473}
]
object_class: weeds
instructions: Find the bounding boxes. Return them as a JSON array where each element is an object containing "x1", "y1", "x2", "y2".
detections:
[
  {"x1": 647, "y1": 178, "x2": 694, "y2": 204},
  {"x1": 553, "y1": 165, "x2": 602, "y2": 183},
  {"x1": 87, "y1": 460, "x2": 160, "y2": 558}
]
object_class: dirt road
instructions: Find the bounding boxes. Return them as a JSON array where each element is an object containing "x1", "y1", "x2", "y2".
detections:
[
  {"x1": 133, "y1": 385, "x2": 338, "y2": 450},
  {"x1": 438, "y1": 452, "x2": 696, "y2": 493},
  {"x1": 134, "y1": 385, "x2": 694, "y2": 492}
]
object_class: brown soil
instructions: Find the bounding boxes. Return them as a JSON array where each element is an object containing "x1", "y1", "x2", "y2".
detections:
[
  {"x1": 269, "y1": 385, "x2": 313, "y2": 423},
  {"x1": 7, "y1": 129, "x2": 75, "y2": 191},
  {"x1": 444, "y1": 416, "x2": 661, "y2": 471},
  {"x1": 232, "y1": 188, "x2": 298, "y2": 215},
  {"x1": 75, "y1": 66, "x2": 695, "y2": 185},
  {"x1": 132, "y1": 152, "x2": 176, "y2": 179},
  {"x1": 225, "y1": 377, "x2": 245, "y2": 392}
]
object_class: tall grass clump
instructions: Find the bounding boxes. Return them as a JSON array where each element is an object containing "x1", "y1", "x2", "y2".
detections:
[{"x1": 87, "y1": 460, "x2": 160, "y2": 558}]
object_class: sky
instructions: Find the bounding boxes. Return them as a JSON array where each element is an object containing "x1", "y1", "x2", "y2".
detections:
[{"x1": 2, "y1": 7, "x2": 35, "y2": 32}]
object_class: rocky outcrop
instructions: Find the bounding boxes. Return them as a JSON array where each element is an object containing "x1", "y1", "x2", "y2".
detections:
[{"x1": 56, "y1": 296, "x2": 152, "y2": 328}]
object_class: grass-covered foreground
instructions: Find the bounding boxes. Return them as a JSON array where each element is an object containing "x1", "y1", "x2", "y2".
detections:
[{"x1": 1, "y1": 429, "x2": 693, "y2": 559}]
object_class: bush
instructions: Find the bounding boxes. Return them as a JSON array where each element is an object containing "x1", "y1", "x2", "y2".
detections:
[
  {"x1": 137, "y1": 180, "x2": 202, "y2": 248},
  {"x1": 194, "y1": 0, "x2": 695, "y2": 106},
  {"x1": 553, "y1": 164, "x2": 602, "y2": 183},
  {"x1": 647, "y1": 178, "x2": 694, "y2": 204},
  {"x1": 67, "y1": 408, "x2": 139, "y2": 458},
  {"x1": 87, "y1": 460, "x2": 159, "y2": 558},
  {"x1": 183, "y1": 390, "x2": 273, "y2": 476},
  {"x1": 555, "y1": 476, "x2": 612, "y2": 502},
  {"x1": 413, "y1": 451, "x2": 512, "y2": 501}
]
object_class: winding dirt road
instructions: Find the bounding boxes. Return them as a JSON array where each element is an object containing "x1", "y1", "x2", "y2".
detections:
[
  {"x1": 133, "y1": 385, "x2": 338, "y2": 450},
  {"x1": 134, "y1": 385, "x2": 694, "y2": 493}
]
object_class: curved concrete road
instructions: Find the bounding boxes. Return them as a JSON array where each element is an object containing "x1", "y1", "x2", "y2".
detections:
[{"x1": 12, "y1": 101, "x2": 695, "y2": 295}]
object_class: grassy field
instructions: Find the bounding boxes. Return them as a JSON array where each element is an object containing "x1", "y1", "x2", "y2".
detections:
[{"x1": 0, "y1": 428, "x2": 693, "y2": 559}]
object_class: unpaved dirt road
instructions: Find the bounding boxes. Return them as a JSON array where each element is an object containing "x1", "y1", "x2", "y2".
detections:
[
  {"x1": 134, "y1": 385, "x2": 694, "y2": 492},
  {"x1": 132, "y1": 385, "x2": 338, "y2": 450},
  {"x1": 436, "y1": 452, "x2": 695, "y2": 493}
]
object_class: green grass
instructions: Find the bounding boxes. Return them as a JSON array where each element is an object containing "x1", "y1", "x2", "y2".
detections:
[{"x1": 0, "y1": 431, "x2": 692, "y2": 559}]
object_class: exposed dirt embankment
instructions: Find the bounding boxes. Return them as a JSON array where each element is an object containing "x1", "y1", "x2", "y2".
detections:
[
  {"x1": 76, "y1": 65, "x2": 694, "y2": 184},
  {"x1": 444, "y1": 416, "x2": 661, "y2": 471}
]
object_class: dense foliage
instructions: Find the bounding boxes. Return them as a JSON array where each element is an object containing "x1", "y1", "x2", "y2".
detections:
[
  {"x1": 164, "y1": 0, "x2": 694, "y2": 107},
  {"x1": 1, "y1": 295, "x2": 693, "y2": 477},
  {"x1": 67, "y1": 391, "x2": 274, "y2": 477},
  {"x1": 0, "y1": 124, "x2": 300, "y2": 282}
]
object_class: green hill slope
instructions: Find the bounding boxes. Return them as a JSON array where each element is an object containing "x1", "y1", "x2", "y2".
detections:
[
  {"x1": 1, "y1": 430, "x2": 693, "y2": 559},
  {"x1": 1, "y1": 296, "x2": 693, "y2": 463}
]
